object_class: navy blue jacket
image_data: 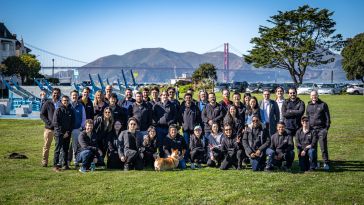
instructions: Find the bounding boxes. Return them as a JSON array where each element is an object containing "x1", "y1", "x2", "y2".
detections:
[{"x1": 153, "y1": 101, "x2": 177, "y2": 128}]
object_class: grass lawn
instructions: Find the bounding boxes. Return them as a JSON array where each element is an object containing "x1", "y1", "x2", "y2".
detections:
[{"x1": 0, "y1": 95, "x2": 363, "y2": 204}]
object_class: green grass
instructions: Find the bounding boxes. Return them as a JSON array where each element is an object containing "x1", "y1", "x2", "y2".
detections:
[{"x1": 1, "y1": 95, "x2": 364, "y2": 204}]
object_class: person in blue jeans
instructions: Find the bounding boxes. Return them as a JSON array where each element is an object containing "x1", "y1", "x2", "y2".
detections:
[
  {"x1": 295, "y1": 116, "x2": 318, "y2": 172},
  {"x1": 265, "y1": 122, "x2": 294, "y2": 171},
  {"x1": 76, "y1": 119, "x2": 103, "y2": 173},
  {"x1": 162, "y1": 124, "x2": 187, "y2": 169},
  {"x1": 242, "y1": 115, "x2": 271, "y2": 171}
]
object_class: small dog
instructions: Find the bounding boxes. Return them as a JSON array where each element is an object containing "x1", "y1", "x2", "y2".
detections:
[{"x1": 154, "y1": 149, "x2": 180, "y2": 171}]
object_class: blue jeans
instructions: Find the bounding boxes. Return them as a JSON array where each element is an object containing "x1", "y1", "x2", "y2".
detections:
[
  {"x1": 266, "y1": 148, "x2": 294, "y2": 168},
  {"x1": 250, "y1": 155, "x2": 266, "y2": 171},
  {"x1": 77, "y1": 150, "x2": 94, "y2": 169},
  {"x1": 178, "y1": 159, "x2": 186, "y2": 170},
  {"x1": 298, "y1": 148, "x2": 317, "y2": 171},
  {"x1": 183, "y1": 131, "x2": 191, "y2": 161},
  {"x1": 156, "y1": 127, "x2": 168, "y2": 151}
]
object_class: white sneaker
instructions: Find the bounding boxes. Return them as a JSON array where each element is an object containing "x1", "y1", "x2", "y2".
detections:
[{"x1": 323, "y1": 163, "x2": 330, "y2": 171}]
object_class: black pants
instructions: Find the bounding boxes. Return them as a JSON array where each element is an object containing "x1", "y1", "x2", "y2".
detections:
[
  {"x1": 107, "y1": 151, "x2": 124, "y2": 169},
  {"x1": 125, "y1": 150, "x2": 143, "y2": 170},
  {"x1": 315, "y1": 128, "x2": 329, "y2": 163},
  {"x1": 53, "y1": 134, "x2": 70, "y2": 167},
  {"x1": 207, "y1": 147, "x2": 224, "y2": 167},
  {"x1": 143, "y1": 151, "x2": 156, "y2": 168},
  {"x1": 190, "y1": 149, "x2": 206, "y2": 163}
]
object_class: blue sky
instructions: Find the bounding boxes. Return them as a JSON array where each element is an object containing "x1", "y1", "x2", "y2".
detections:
[{"x1": 1, "y1": 0, "x2": 364, "y2": 66}]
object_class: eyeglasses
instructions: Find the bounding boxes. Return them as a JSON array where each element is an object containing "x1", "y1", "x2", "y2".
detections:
[
  {"x1": 225, "y1": 129, "x2": 232, "y2": 131},
  {"x1": 289, "y1": 92, "x2": 296, "y2": 94},
  {"x1": 252, "y1": 120, "x2": 259, "y2": 122},
  {"x1": 302, "y1": 120, "x2": 308, "y2": 123}
]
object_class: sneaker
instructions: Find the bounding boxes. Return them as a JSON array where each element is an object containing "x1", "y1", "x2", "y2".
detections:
[
  {"x1": 90, "y1": 163, "x2": 96, "y2": 172},
  {"x1": 323, "y1": 163, "x2": 330, "y2": 171},
  {"x1": 124, "y1": 164, "x2": 130, "y2": 171},
  {"x1": 190, "y1": 163, "x2": 196, "y2": 169},
  {"x1": 196, "y1": 163, "x2": 202, "y2": 169},
  {"x1": 79, "y1": 167, "x2": 87, "y2": 173}
]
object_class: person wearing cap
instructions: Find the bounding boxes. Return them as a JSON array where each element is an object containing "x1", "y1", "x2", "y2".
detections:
[
  {"x1": 162, "y1": 124, "x2": 187, "y2": 169},
  {"x1": 242, "y1": 115, "x2": 271, "y2": 171},
  {"x1": 306, "y1": 90, "x2": 331, "y2": 170},
  {"x1": 295, "y1": 116, "x2": 318, "y2": 172},
  {"x1": 220, "y1": 123, "x2": 243, "y2": 170},
  {"x1": 281, "y1": 87, "x2": 305, "y2": 137},
  {"x1": 265, "y1": 122, "x2": 294, "y2": 171},
  {"x1": 206, "y1": 122, "x2": 225, "y2": 168},
  {"x1": 189, "y1": 125, "x2": 208, "y2": 169},
  {"x1": 179, "y1": 93, "x2": 201, "y2": 161}
]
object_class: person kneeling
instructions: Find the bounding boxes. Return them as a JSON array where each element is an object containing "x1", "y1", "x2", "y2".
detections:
[
  {"x1": 206, "y1": 122, "x2": 224, "y2": 168},
  {"x1": 295, "y1": 116, "x2": 318, "y2": 172},
  {"x1": 118, "y1": 118, "x2": 144, "y2": 171},
  {"x1": 220, "y1": 123, "x2": 244, "y2": 170},
  {"x1": 76, "y1": 119, "x2": 103, "y2": 173},
  {"x1": 162, "y1": 124, "x2": 187, "y2": 170},
  {"x1": 190, "y1": 125, "x2": 208, "y2": 169},
  {"x1": 242, "y1": 115, "x2": 271, "y2": 171},
  {"x1": 265, "y1": 122, "x2": 294, "y2": 171}
]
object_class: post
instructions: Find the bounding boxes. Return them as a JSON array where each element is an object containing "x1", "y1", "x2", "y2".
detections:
[{"x1": 52, "y1": 58, "x2": 55, "y2": 79}]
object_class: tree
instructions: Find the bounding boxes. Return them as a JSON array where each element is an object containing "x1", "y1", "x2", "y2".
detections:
[
  {"x1": 341, "y1": 33, "x2": 364, "y2": 83},
  {"x1": 192, "y1": 63, "x2": 217, "y2": 83},
  {"x1": 1, "y1": 54, "x2": 41, "y2": 84},
  {"x1": 244, "y1": 5, "x2": 344, "y2": 85}
]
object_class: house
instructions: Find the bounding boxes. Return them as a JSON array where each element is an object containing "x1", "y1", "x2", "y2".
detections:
[{"x1": 0, "y1": 22, "x2": 31, "y2": 63}]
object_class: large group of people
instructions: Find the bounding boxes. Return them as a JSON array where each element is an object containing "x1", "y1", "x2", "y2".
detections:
[{"x1": 39, "y1": 85, "x2": 331, "y2": 173}]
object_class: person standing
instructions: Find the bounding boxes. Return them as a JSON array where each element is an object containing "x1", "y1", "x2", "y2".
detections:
[
  {"x1": 79, "y1": 87, "x2": 94, "y2": 120},
  {"x1": 40, "y1": 88, "x2": 61, "y2": 167},
  {"x1": 68, "y1": 90, "x2": 86, "y2": 168},
  {"x1": 275, "y1": 87, "x2": 285, "y2": 122},
  {"x1": 219, "y1": 88, "x2": 233, "y2": 115},
  {"x1": 281, "y1": 88, "x2": 305, "y2": 136},
  {"x1": 131, "y1": 91, "x2": 152, "y2": 132},
  {"x1": 202, "y1": 92, "x2": 224, "y2": 137},
  {"x1": 118, "y1": 88, "x2": 135, "y2": 120},
  {"x1": 93, "y1": 90, "x2": 108, "y2": 119},
  {"x1": 52, "y1": 95, "x2": 74, "y2": 172},
  {"x1": 104, "y1": 85, "x2": 113, "y2": 104},
  {"x1": 108, "y1": 93, "x2": 127, "y2": 130},
  {"x1": 306, "y1": 90, "x2": 331, "y2": 170},
  {"x1": 259, "y1": 89, "x2": 280, "y2": 136}
]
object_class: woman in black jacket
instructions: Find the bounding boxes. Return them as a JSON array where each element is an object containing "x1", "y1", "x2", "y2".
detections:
[
  {"x1": 141, "y1": 126, "x2": 158, "y2": 168},
  {"x1": 107, "y1": 120, "x2": 124, "y2": 169},
  {"x1": 94, "y1": 107, "x2": 114, "y2": 165}
]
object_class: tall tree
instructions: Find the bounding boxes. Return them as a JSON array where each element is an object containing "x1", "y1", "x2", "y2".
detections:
[
  {"x1": 341, "y1": 33, "x2": 364, "y2": 83},
  {"x1": 1, "y1": 54, "x2": 41, "y2": 84},
  {"x1": 244, "y1": 5, "x2": 344, "y2": 85},
  {"x1": 192, "y1": 63, "x2": 217, "y2": 83},
  {"x1": 20, "y1": 54, "x2": 41, "y2": 84}
]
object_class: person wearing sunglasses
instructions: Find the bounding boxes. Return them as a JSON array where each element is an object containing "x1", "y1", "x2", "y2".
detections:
[
  {"x1": 281, "y1": 87, "x2": 305, "y2": 137},
  {"x1": 220, "y1": 123, "x2": 243, "y2": 170}
]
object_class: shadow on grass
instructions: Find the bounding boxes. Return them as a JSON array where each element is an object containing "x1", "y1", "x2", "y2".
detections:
[{"x1": 331, "y1": 160, "x2": 364, "y2": 172}]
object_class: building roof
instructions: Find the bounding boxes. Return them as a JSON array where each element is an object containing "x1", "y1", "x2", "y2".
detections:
[{"x1": 0, "y1": 22, "x2": 17, "y2": 40}]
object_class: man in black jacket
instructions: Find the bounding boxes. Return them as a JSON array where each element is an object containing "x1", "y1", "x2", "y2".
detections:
[
  {"x1": 79, "y1": 87, "x2": 94, "y2": 120},
  {"x1": 40, "y1": 88, "x2": 61, "y2": 167},
  {"x1": 295, "y1": 116, "x2": 318, "y2": 172},
  {"x1": 180, "y1": 93, "x2": 201, "y2": 161},
  {"x1": 52, "y1": 95, "x2": 74, "y2": 172},
  {"x1": 131, "y1": 92, "x2": 152, "y2": 131},
  {"x1": 108, "y1": 93, "x2": 127, "y2": 130},
  {"x1": 265, "y1": 122, "x2": 294, "y2": 171},
  {"x1": 77, "y1": 119, "x2": 102, "y2": 173},
  {"x1": 306, "y1": 90, "x2": 331, "y2": 170},
  {"x1": 219, "y1": 88, "x2": 233, "y2": 115},
  {"x1": 153, "y1": 91, "x2": 177, "y2": 150},
  {"x1": 281, "y1": 88, "x2": 305, "y2": 136},
  {"x1": 242, "y1": 115, "x2": 271, "y2": 171},
  {"x1": 202, "y1": 92, "x2": 224, "y2": 138}
]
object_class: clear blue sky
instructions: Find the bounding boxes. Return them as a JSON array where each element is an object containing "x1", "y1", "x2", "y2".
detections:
[{"x1": 2, "y1": 0, "x2": 364, "y2": 66}]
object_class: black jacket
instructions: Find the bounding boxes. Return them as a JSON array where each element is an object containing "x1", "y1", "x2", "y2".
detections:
[
  {"x1": 142, "y1": 135, "x2": 158, "y2": 154},
  {"x1": 270, "y1": 132, "x2": 294, "y2": 157},
  {"x1": 40, "y1": 99, "x2": 59, "y2": 129},
  {"x1": 152, "y1": 101, "x2": 177, "y2": 127},
  {"x1": 52, "y1": 104, "x2": 74, "y2": 136},
  {"x1": 108, "y1": 130, "x2": 122, "y2": 156},
  {"x1": 109, "y1": 105, "x2": 127, "y2": 130},
  {"x1": 234, "y1": 102, "x2": 246, "y2": 121},
  {"x1": 117, "y1": 130, "x2": 143, "y2": 158},
  {"x1": 219, "y1": 100, "x2": 233, "y2": 116},
  {"x1": 131, "y1": 102, "x2": 152, "y2": 131},
  {"x1": 306, "y1": 99, "x2": 331, "y2": 129},
  {"x1": 77, "y1": 130, "x2": 98, "y2": 154},
  {"x1": 162, "y1": 134, "x2": 187, "y2": 154},
  {"x1": 295, "y1": 127, "x2": 318, "y2": 152},
  {"x1": 221, "y1": 135, "x2": 240, "y2": 156},
  {"x1": 223, "y1": 115, "x2": 244, "y2": 137},
  {"x1": 242, "y1": 126, "x2": 270, "y2": 156},
  {"x1": 179, "y1": 103, "x2": 201, "y2": 132},
  {"x1": 79, "y1": 97, "x2": 94, "y2": 120},
  {"x1": 189, "y1": 134, "x2": 208, "y2": 152},
  {"x1": 94, "y1": 116, "x2": 113, "y2": 146},
  {"x1": 282, "y1": 98, "x2": 305, "y2": 130},
  {"x1": 201, "y1": 103, "x2": 224, "y2": 132}
]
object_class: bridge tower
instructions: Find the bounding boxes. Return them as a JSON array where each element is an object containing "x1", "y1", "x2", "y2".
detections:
[{"x1": 224, "y1": 43, "x2": 229, "y2": 82}]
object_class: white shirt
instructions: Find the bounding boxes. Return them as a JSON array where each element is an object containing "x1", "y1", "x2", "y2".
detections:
[
  {"x1": 276, "y1": 98, "x2": 285, "y2": 121},
  {"x1": 263, "y1": 100, "x2": 270, "y2": 122}
]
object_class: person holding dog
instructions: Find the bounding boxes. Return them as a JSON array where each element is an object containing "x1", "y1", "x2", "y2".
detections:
[
  {"x1": 118, "y1": 117, "x2": 144, "y2": 171},
  {"x1": 242, "y1": 115, "x2": 271, "y2": 171},
  {"x1": 189, "y1": 125, "x2": 208, "y2": 169},
  {"x1": 162, "y1": 124, "x2": 187, "y2": 169}
]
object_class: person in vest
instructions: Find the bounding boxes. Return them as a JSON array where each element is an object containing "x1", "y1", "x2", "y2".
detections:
[{"x1": 242, "y1": 115, "x2": 270, "y2": 171}]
